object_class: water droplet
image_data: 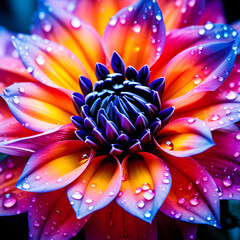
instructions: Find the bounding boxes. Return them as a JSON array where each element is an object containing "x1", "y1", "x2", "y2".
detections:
[
  {"x1": 206, "y1": 215, "x2": 212, "y2": 221},
  {"x1": 128, "y1": 6, "x2": 134, "y2": 12},
  {"x1": 119, "y1": 15, "x2": 126, "y2": 24},
  {"x1": 156, "y1": 14, "x2": 162, "y2": 21},
  {"x1": 205, "y1": 22, "x2": 214, "y2": 30},
  {"x1": 161, "y1": 141, "x2": 174, "y2": 150},
  {"x1": 189, "y1": 216, "x2": 195, "y2": 221},
  {"x1": 121, "y1": 173, "x2": 128, "y2": 181},
  {"x1": 190, "y1": 197, "x2": 199, "y2": 206},
  {"x1": 132, "y1": 24, "x2": 141, "y2": 33},
  {"x1": 198, "y1": 28, "x2": 205, "y2": 35},
  {"x1": 5, "y1": 172, "x2": 13, "y2": 180},
  {"x1": 137, "y1": 200, "x2": 145, "y2": 208},
  {"x1": 174, "y1": 212, "x2": 182, "y2": 219},
  {"x1": 35, "y1": 176, "x2": 41, "y2": 180},
  {"x1": 3, "y1": 194, "x2": 17, "y2": 208},
  {"x1": 226, "y1": 91, "x2": 237, "y2": 100},
  {"x1": 187, "y1": 118, "x2": 196, "y2": 124},
  {"x1": 72, "y1": 191, "x2": 83, "y2": 200},
  {"x1": 193, "y1": 75, "x2": 202, "y2": 85},
  {"x1": 109, "y1": 17, "x2": 117, "y2": 26},
  {"x1": 33, "y1": 220, "x2": 40, "y2": 227},
  {"x1": 88, "y1": 205, "x2": 94, "y2": 210},
  {"x1": 211, "y1": 114, "x2": 220, "y2": 121},
  {"x1": 35, "y1": 55, "x2": 45, "y2": 66},
  {"x1": 108, "y1": 191, "x2": 115, "y2": 197},
  {"x1": 71, "y1": 17, "x2": 81, "y2": 29},
  {"x1": 43, "y1": 23, "x2": 52, "y2": 32},
  {"x1": 236, "y1": 133, "x2": 240, "y2": 140},
  {"x1": 222, "y1": 176, "x2": 233, "y2": 188},
  {"x1": 91, "y1": 183, "x2": 97, "y2": 188},
  {"x1": 22, "y1": 182, "x2": 30, "y2": 190},
  {"x1": 12, "y1": 96, "x2": 20, "y2": 104},
  {"x1": 135, "y1": 187, "x2": 142, "y2": 195},
  {"x1": 27, "y1": 66, "x2": 34, "y2": 73},
  {"x1": 143, "y1": 189, "x2": 155, "y2": 200},
  {"x1": 18, "y1": 87, "x2": 25, "y2": 93},
  {"x1": 57, "y1": 177, "x2": 62, "y2": 183},
  {"x1": 162, "y1": 178, "x2": 170, "y2": 184},
  {"x1": 177, "y1": 198, "x2": 185, "y2": 205},
  {"x1": 85, "y1": 198, "x2": 93, "y2": 204},
  {"x1": 152, "y1": 25, "x2": 157, "y2": 33},
  {"x1": 144, "y1": 210, "x2": 152, "y2": 218},
  {"x1": 141, "y1": 183, "x2": 151, "y2": 191}
]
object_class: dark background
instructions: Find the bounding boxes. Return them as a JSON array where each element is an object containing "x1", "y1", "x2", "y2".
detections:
[{"x1": 0, "y1": 0, "x2": 239, "y2": 239}]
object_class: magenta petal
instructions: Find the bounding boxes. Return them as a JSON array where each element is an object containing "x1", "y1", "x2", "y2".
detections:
[
  {"x1": 0, "y1": 123, "x2": 77, "y2": 157},
  {"x1": 103, "y1": 0, "x2": 165, "y2": 70},
  {"x1": 0, "y1": 155, "x2": 35, "y2": 216},
  {"x1": 16, "y1": 140, "x2": 91, "y2": 192},
  {"x1": 67, "y1": 155, "x2": 121, "y2": 219},
  {"x1": 153, "y1": 150, "x2": 220, "y2": 227},
  {"x1": 84, "y1": 201, "x2": 157, "y2": 240},
  {"x1": 28, "y1": 189, "x2": 90, "y2": 240},
  {"x1": 193, "y1": 124, "x2": 240, "y2": 200}
]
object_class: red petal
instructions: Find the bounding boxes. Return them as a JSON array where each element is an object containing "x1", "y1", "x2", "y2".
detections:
[
  {"x1": 84, "y1": 201, "x2": 157, "y2": 240},
  {"x1": 16, "y1": 140, "x2": 91, "y2": 192},
  {"x1": 67, "y1": 155, "x2": 121, "y2": 219},
  {"x1": 28, "y1": 188, "x2": 90, "y2": 240}
]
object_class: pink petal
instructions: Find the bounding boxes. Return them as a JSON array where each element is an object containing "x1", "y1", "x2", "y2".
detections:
[
  {"x1": 67, "y1": 155, "x2": 121, "y2": 219},
  {"x1": 156, "y1": 211, "x2": 198, "y2": 240},
  {"x1": 28, "y1": 188, "x2": 90, "y2": 240},
  {"x1": 161, "y1": 39, "x2": 239, "y2": 101},
  {"x1": 116, "y1": 152, "x2": 171, "y2": 223},
  {"x1": 157, "y1": 0, "x2": 205, "y2": 31},
  {"x1": 1, "y1": 82, "x2": 77, "y2": 132},
  {"x1": 32, "y1": 1, "x2": 106, "y2": 81},
  {"x1": 12, "y1": 34, "x2": 88, "y2": 91},
  {"x1": 0, "y1": 155, "x2": 35, "y2": 216},
  {"x1": 193, "y1": 124, "x2": 240, "y2": 200},
  {"x1": 155, "y1": 118, "x2": 214, "y2": 157},
  {"x1": 16, "y1": 140, "x2": 91, "y2": 192},
  {"x1": 0, "y1": 123, "x2": 77, "y2": 157},
  {"x1": 152, "y1": 150, "x2": 220, "y2": 227},
  {"x1": 199, "y1": 0, "x2": 227, "y2": 25},
  {"x1": 84, "y1": 201, "x2": 157, "y2": 240},
  {"x1": 151, "y1": 24, "x2": 239, "y2": 86},
  {"x1": 103, "y1": 0, "x2": 165, "y2": 70}
]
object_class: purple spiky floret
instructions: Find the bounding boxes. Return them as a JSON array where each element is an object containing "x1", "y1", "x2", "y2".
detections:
[{"x1": 71, "y1": 52, "x2": 174, "y2": 158}]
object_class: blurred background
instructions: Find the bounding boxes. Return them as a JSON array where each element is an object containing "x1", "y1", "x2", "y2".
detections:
[{"x1": 0, "y1": 0, "x2": 240, "y2": 239}]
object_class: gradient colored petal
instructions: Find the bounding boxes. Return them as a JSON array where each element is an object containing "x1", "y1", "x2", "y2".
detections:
[
  {"x1": 156, "y1": 211, "x2": 198, "y2": 240},
  {"x1": 161, "y1": 39, "x2": 239, "y2": 101},
  {"x1": 16, "y1": 140, "x2": 91, "y2": 192},
  {"x1": 155, "y1": 118, "x2": 214, "y2": 157},
  {"x1": 28, "y1": 189, "x2": 90, "y2": 240},
  {"x1": 0, "y1": 26, "x2": 15, "y2": 57},
  {"x1": 12, "y1": 34, "x2": 88, "y2": 91},
  {"x1": 67, "y1": 155, "x2": 121, "y2": 219},
  {"x1": 116, "y1": 152, "x2": 171, "y2": 223},
  {"x1": 103, "y1": 0, "x2": 165, "y2": 70},
  {"x1": 84, "y1": 201, "x2": 157, "y2": 240},
  {"x1": 157, "y1": 0, "x2": 205, "y2": 31},
  {"x1": 199, "y1": 0, "x2": 226, "y2": 25},
  {"x1": 153, "y1": 150, "x2": 220, "y2": 227},
  {"x1": 0, "y1": 98, "x2": 35, "y2": 142},
  {"x1": 32, "y1": 1, "x2": 106, "y2": 82},
  {"x1": 0, "y1": 123, "x2": 77, "y2": 157},
  {"x1": 164, "y1": 90, "x2": 240, "y2": 131},
  {"x1": 0, "y1": 155, "x2": 35, "y2": 216},
  {"x1": 151, "y1": 24, "x2": 239, "y2": 81},
  {"x1": 193, "y1": 125, "x2": 240, "y2": 200},
  {"x1": 1, "y1": 82, "x2": 77, "y2": 132}
]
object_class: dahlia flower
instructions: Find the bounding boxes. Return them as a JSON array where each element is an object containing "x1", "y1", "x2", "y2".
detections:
[{"x1": 0, "y1": 0, "x2": 239, "y2": 239}]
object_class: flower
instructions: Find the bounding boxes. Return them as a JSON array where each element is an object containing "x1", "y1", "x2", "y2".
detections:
[{"x1": 0, "y1": 0, "x2": 240, "y2": 239}]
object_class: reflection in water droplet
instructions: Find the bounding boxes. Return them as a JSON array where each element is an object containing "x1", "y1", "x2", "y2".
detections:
[
  {"x1": 141, "y1": 183, "x2": 151, "y2": 191},
  {"x1": 211, "y1": 114, "x2": 220, "y2": 121},
  {"x1": 137, "y1": 200, "x2": 145, "y2": 208},
  {"x1": 3, "y1": 194, "x2": 17, "y2": 208},
  {"x1": 132, "y1": 24, "x2": 141, "y2": 33},
  {"x1": 161, "y1": 141, "x2": 174, "y2": 150},
  {"x1": 135, "y1": 187, "x2": 142, "y2": 195},
  {"x1": 71, "y1": 17, "x2": 81, "y2": 29},
  {"x1": 72, "y1": 191, "x2": 83, "y2": 200},
  {"x1": 190, "y1": 197, "x2": 199, "y2": 206},
  {"x1": 35, "y1": 55, "x2": 45, "y2": 66},
  {"x1": 193, "y1": 75, "x2": 202, "y2": 85},
  {"x1": 222, "y1": 176, "x2": 233, "y2": 188},
  {"x1": 143, "y1": 189, "x2": 155, "y2": 200},
  {"x1": 177, "y1": 198, "x2": 185, "y2": 205},
  {"x1": 144, "y1": 210, "x2": 152, "y2": 218},
  {"x1": 226, "y1": 91, "x2": 237, "y2": 100}
]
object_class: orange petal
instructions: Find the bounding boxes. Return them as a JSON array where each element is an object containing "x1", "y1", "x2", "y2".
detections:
[{"x1": 12, "y1": 34, "x2": 88, "y2": 92}]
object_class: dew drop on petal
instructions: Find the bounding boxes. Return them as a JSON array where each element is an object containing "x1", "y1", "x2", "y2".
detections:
[
  {"x1": 226, "y1": 91, "x2": 237, "y2": 100},
  {"x1": 143, "y1": 189, "x2": 155, "y2": 200},
  {"x1": 18, "y1": 87, "x2": 25, "y2": 93},
  {"x1": 177, "y1": 198, "x2": 186, "y2": 205},
  {"x1": 3, "y1": 194, "x2": 17, "y2": 208},
  {"x1": 137, "y1": 200, "x2": 145, "y2": 208},
  {"x1": 27, "y1": 66, "x2": 34, "y2": 73},
  {"x1": 211, "y1": 114, "x2": 220, "y2": 121},
  {"x1": 162, "y1": 178, "x2": 170, "y2": 184},
  {"x1": 189, "y1": 216, "x2": 195, "y2": 221},
  {"x1": 205, "y1": 22, "x2": 214, "y2": 30},
  {"x1": 222, "y1": 176, "x2": 233, "y2": 187},
  {"x1": 190, "y1": 197, "x2": 199, "y2": 206},
  {"x1": 121, "y1": 173, "x2": 128, "y2": 181},
  {"x1": 160, "y1": 141, "x2": 174, "y2": 150},
  {"x1": 132, "y1": 24, "x2": 141, "y2": 33},
  {"x1": 135, "y1": 187, "x2": 142, "y2": 195},
  {"x1": 22, "y1": 182, "x2": 30, "y2": 190},
  {"x1": 72, "y1": 191, "x2": 83, "y2": 200},
  {"x1": 144, "y1": 210, "x2": 152, "y2": 219},
  {"x1": 71, "y1": 17, "x2": 81, "y2": 29},
  {"x1": 187, "y1": 118, "x2": 196, "y2": 124},
  {"x1": 108, "y1": 191, "x2": 115, "y2": 197},
  {"x1": 85, "y1": 198, "x2": 93, "y2": 204},
  {"x1": 91, "y1": 183, "x2": 97, "y2": 188},
  {"x1": 109, "y1": 17, "x2": 117, "y2": 26},
  {"x1": 43, "y1": 23, "x2": 53, "y2": 32},
  {"x1": 198, "y1": 28, "x2": 205, "y2": 35},
  {"x1": 193, "y1": 75, "x2": 202, "y2": 85},
  {"x1": 57, "y1": 177, "x2": 63, "y2": 183},
  {"x1": 141, "y1": 183, "x2": 151, "y2": 191},
  {"x1": 35, "y1": 55, "x2": 45, "y2": 66},
  {"x1": 12, "y1": 96, "x2": 20, "y2": 104},
  {"x1": 33, "y1": 220, "x2": 41, "y2": 227},
  {"x1": 174, "y1": 212, "x2": 182, "y2": 219}
]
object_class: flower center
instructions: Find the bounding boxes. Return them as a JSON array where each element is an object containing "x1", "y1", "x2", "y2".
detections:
[{"x1": 71, "y1": 53, "x2": 174, "y2": 157}]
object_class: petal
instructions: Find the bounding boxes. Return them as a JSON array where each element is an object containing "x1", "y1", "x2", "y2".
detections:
[
  {"x1": 67, "y1": 155, "x2": 121, "y2": 219},
  {"x1": 164, "y1": 89, "x2": 240, "y2": 131},
  {"x1": 155, "y1": 118, "x2": 214, "y2": 157},
  {"x1": 103, "y1": 0, "x2": 165, "y2": 70},
  {"x1": 16, "y1": 140, "x2": 91, "y2": 192},
  {"x1": 116, "y1": 152, "x2": 172, "y2": 223},
  {"x1": 32, "y1": 2, "x2": 106, "y2": 82},
  {"x1": 199, "y1": 0, "x2": 227, "y2": 25},
  {"x1": 28, "y1": 189, "x2": 90, "y2": 240},
  {"x1": 157, "y1": 0, "x2": 205, "y2": 31},
  {"x1": 0, "y1": 123, "x2": 77, "y2": 157},
  {"x1": 161, "y1": 39, "x2": 239, "y2": 101},
  {"x1": 193, "y1": 125, "x2": 240, "y2": 200},
  {"x1": 153, "y1": 150, "x2": 220, "y2": 227},
  {"x1": 12, "y1": 34, "x2": 88, "y2": 91},
  {"x1": 156, "y1": 211, "x2": 198, "y2": 240},
  {"x1": 84, "y1": 201, "x2": 157, "y2": 240},
  {"x1": 0, "y1": 97, "x2": 35, "y2": 142},
  {"x1": 0, "y1": 26, "x2": 15, "y2": 57},
  {"x1": 0, "y1": 155, "x2": 35, "y2": 216},
  {"x1": 151, "y1": 24, "x2": 239, "y2": 81},
  {"x1": 1, "y1": 82, "x2": 77, "y2": 132}
]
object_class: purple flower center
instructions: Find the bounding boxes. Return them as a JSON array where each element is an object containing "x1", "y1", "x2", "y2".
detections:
[{"x1": 71, "y1": 52, "x2": 174, "y2": 158}]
